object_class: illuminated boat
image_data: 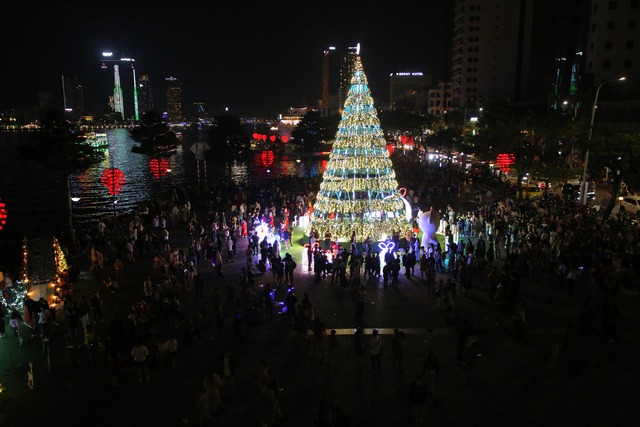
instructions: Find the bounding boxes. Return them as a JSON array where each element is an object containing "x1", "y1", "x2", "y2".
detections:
[{"x1": 84, "y1": 132, "x2": 109, "y2": 149}]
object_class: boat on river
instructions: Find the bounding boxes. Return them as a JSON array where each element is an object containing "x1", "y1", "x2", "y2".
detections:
[{"x1": 84, "y1": 132, "x2": 109, "y2": 149}]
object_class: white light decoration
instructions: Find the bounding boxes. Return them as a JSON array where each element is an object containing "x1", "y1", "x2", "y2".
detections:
[{"x1": 255, "y1": 221, "x2": 280, "y2": 246}]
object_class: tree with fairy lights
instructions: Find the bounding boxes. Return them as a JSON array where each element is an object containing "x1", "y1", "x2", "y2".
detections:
[{"x1": 308, "y1": 49, "x2": 410, "y2": 241}]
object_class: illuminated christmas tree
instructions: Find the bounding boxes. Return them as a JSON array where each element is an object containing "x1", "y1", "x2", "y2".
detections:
[{"x1": 308, "y1": 51, "x2": 409, "y2": 241}]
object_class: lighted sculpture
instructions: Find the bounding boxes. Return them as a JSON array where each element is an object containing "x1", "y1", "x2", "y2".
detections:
[{"x1": 418, "y1": 208, "x2": 440, "y2": 249}]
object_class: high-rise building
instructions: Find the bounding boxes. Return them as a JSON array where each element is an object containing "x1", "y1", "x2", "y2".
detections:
[
  {"x1": 165, "y1": 76, "x2": 182, "y2": 122},
  {"x1": 320, "y1": 44, "x2": 360, "y2": 116},
  {"x1": 450, "y1": 0, "x2": 535, "y2": 108},
  {"x1": 338, "y1": 45, "x2": 360, "y2": 112},
  {"x1": 427, "y1": 82, "x2": 453, "y2": 116},
  {"x1": 389, "y1": 71, "x2": 432, "y2": 113},
  {"x1": 113, "y1": 65, "x2": 124, "y2": 119},
  {"x1": 321, "y1": 46, "x2": 340, "y2": 115},
  {"x1": 62, "y1": 76, "x2": 84, "y2": 116},
  {"x1": 581, "y1": 0, "x2": 640, "y2": 131},
  {"x1": 138, "y1": 74, "x2": 154, "y2": 114},
  {"x1": 585, "y1": 0, "x2": 640, "y2": 90}
]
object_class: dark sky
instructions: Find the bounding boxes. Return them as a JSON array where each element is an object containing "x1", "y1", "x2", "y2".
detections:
[{"x1": 2, "y1": 0, "x2": 452, "y2": 117}]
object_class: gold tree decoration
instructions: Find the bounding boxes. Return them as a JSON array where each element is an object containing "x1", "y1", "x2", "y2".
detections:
[{"x1": 308, "y1": 53, "x2": 409, "y2": 241}]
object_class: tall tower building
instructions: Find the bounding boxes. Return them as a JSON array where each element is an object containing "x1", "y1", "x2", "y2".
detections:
[
  {"x1": 319, "y1": 44, "x2": 361, "y2": 116},
  {"x1": 62, "y1": 76, "x2": 84, "y2": 116},
  {"x1": 113, "y1": 65, "x2": 124, "y2": 119},
  {"x1": 338, "y1": 45, "x2": 360, "y2": 112},
  {"x1": 450, "y1": 0, "x2": 535, "y2": 108},
  {"x1": 138, "y1": 74, "x2": 154, "y2": 114},
  {"x1": 165, "y1": 76, "x2": 182, "y2": 122},
  {"x1": 321, "y1": 46, "x2": 340, "y2": 115}
]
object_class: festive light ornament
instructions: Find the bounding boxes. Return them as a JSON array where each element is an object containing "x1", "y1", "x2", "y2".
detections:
[
  {"x1": 0, "y1": 198, "x2": 7, "y2": 231},
  {"x1": 496, "y1": 153, "x2": 516, "y2": 173},
  {"x1": 101, "y1": 168, "x2": 126, "y2": 195},
  {"x1": 308, "y1": 54, "x2": 408, "y2": 241},
  {"x1": 281, "y1": 135, "x2": 289, "y2": 143},
  {"x1": 261, "y1": 150, "x2": 274, "y2": 167},
  {"x1": 149, "y1": 158, "x2": 170, "y2": 179},
  {"x1": 386, "y1": 143, "x2": 396, "y2": 155},
  {"x1": 269, "y1": 135, "x2": 277, "y2": 142}
]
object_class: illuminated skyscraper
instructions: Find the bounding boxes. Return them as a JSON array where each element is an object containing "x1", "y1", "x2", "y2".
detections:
[
  {"x1": 138, "y1": 74, "x2": 154, "y2": 114},
  {"x1": 113, "y1": 65, "x2": 124, "y2": 119},
  {"x1": 165, "y1": 76, "x2": 182, "y2": 122},
  {"x1": 320, "y1": 44, "x2": 360, "y2": 115}
]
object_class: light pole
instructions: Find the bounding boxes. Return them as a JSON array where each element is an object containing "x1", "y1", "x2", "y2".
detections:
[{"x1": 580, "y1": 76, "x2": 626, "y2": 205}]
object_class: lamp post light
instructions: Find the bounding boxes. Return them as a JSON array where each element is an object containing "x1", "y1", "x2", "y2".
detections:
[
  {"x1": 580, "y1": 76, "x2": 626, "y2": 205},
  {"x1": 69, "y1": 196, "x2": 80, "y2": 248}
]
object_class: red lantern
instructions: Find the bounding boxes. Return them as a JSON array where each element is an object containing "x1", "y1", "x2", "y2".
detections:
[
  {"x1": 496, "y1": 153, "x2": 516, "y2": 173},
  {"x1": 0, "y1": 198, "x2": 7, "y2": 231},
  {"x1": 386, "y1": 143, "x2": 396, "y2": 155},
  {"x1": 101, "y1": 168, "x2": 126, "y2": 195},
  {"x1": 261, "y1": 150, "x2": 274, "y2": 167},
  {"x1": 260, "y1": 134, "x2": 267, "y2": 141},
  {"x1": 252, "y1": 132, "x2": 259, "y2": 140},
  {"x1": 149, "y1": 158, "x2": 170, "y2": 179},
  {"x1": 269, "y1": 135, "x2": 276, "y2": 142},
  {"x1": 281, "y1": 135, "x2": 289, "y2": 143}
]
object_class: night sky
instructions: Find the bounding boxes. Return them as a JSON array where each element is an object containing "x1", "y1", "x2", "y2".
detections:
[{"x1": 3, "y1": 1, "x2": 452, "y2": 116}]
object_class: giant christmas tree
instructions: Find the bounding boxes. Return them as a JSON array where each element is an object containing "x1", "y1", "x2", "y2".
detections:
[{"x1": 308, "y1": 53, "x2": 409, "y2": 241}]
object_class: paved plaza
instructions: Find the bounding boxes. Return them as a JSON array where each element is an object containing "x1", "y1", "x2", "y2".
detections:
[{"x1": 1, "y1": 195, "x2": 639, "y2": 427}]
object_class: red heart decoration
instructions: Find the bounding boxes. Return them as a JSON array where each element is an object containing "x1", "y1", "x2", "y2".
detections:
[
  {"x1": 149, "y1": 158, "x2": 170, "y2": 179},
  {"x1": 101, "y1": 168, "x2": 126, "y2": 195}
]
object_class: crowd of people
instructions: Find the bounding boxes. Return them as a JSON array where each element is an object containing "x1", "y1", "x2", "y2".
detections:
[{"x1": 1, "y1": 152, "x2": 638, "y2": 425}]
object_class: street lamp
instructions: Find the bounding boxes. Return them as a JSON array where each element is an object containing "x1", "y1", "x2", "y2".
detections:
[
  {"x1": 463, "y1": 103, "x2": 482, "y2": 122},
  {"x1": 580, "y1": 76, "x2": 626, "y2": 205}
]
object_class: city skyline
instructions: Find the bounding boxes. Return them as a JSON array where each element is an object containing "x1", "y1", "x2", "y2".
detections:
[{"x1": 2, "y1": 1, "x2": 452, "y2": 117}]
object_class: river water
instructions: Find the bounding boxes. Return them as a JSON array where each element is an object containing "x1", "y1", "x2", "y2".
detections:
[{"x1": 0, "y1": 127, "x2": 324, "y2": 267}]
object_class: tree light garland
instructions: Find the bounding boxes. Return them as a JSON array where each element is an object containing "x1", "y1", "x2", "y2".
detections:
[{"x1": 308, "y1": 54, "x2": 409, "y2": 241}]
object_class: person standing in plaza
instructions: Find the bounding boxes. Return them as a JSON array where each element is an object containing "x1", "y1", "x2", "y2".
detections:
[
  {"x1": 214, "y1": 248, "x2": 224, "y2": 278},
  {"x1": 353, "y1": 327, "x2": 365, "y2": 372},
  {"x1": 90, "y1": 291, "x2": 102, "y2": 324},
  {"x1": 410, "y1": 374, "x2": 428, "y2": 424},
  {"x1": 422, "y1": 350, "x2": 440, "y2": 395},
  {"x1": 131, "y1": 340, "x2": 150, "y2": 383},
  {"x1": 327, "y1": 329, "x2": 339, "y2": 368},
  {"x1": 391, "y1": 329, "x2": 406, "y2": 372},
  {"x1": 368, "y1": 329, "x2": 383, "y2": 372}
]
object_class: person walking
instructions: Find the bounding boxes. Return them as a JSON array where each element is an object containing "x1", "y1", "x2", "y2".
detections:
[
  {"x1": 391, "y1": 329, "x2": 406, "y2": 372},
  {"x1": 368, "y1": 329, "x2": 383, "y2": 372},
  {"x1": 421, "y1": 350, "x2": 440, "y2": 395},
  {"x1": 131, "y1": 341, "x2": 150, "y2": 383},
  {"x1": 410, "y1": 374, "x2": 428, "y2": 424}
]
